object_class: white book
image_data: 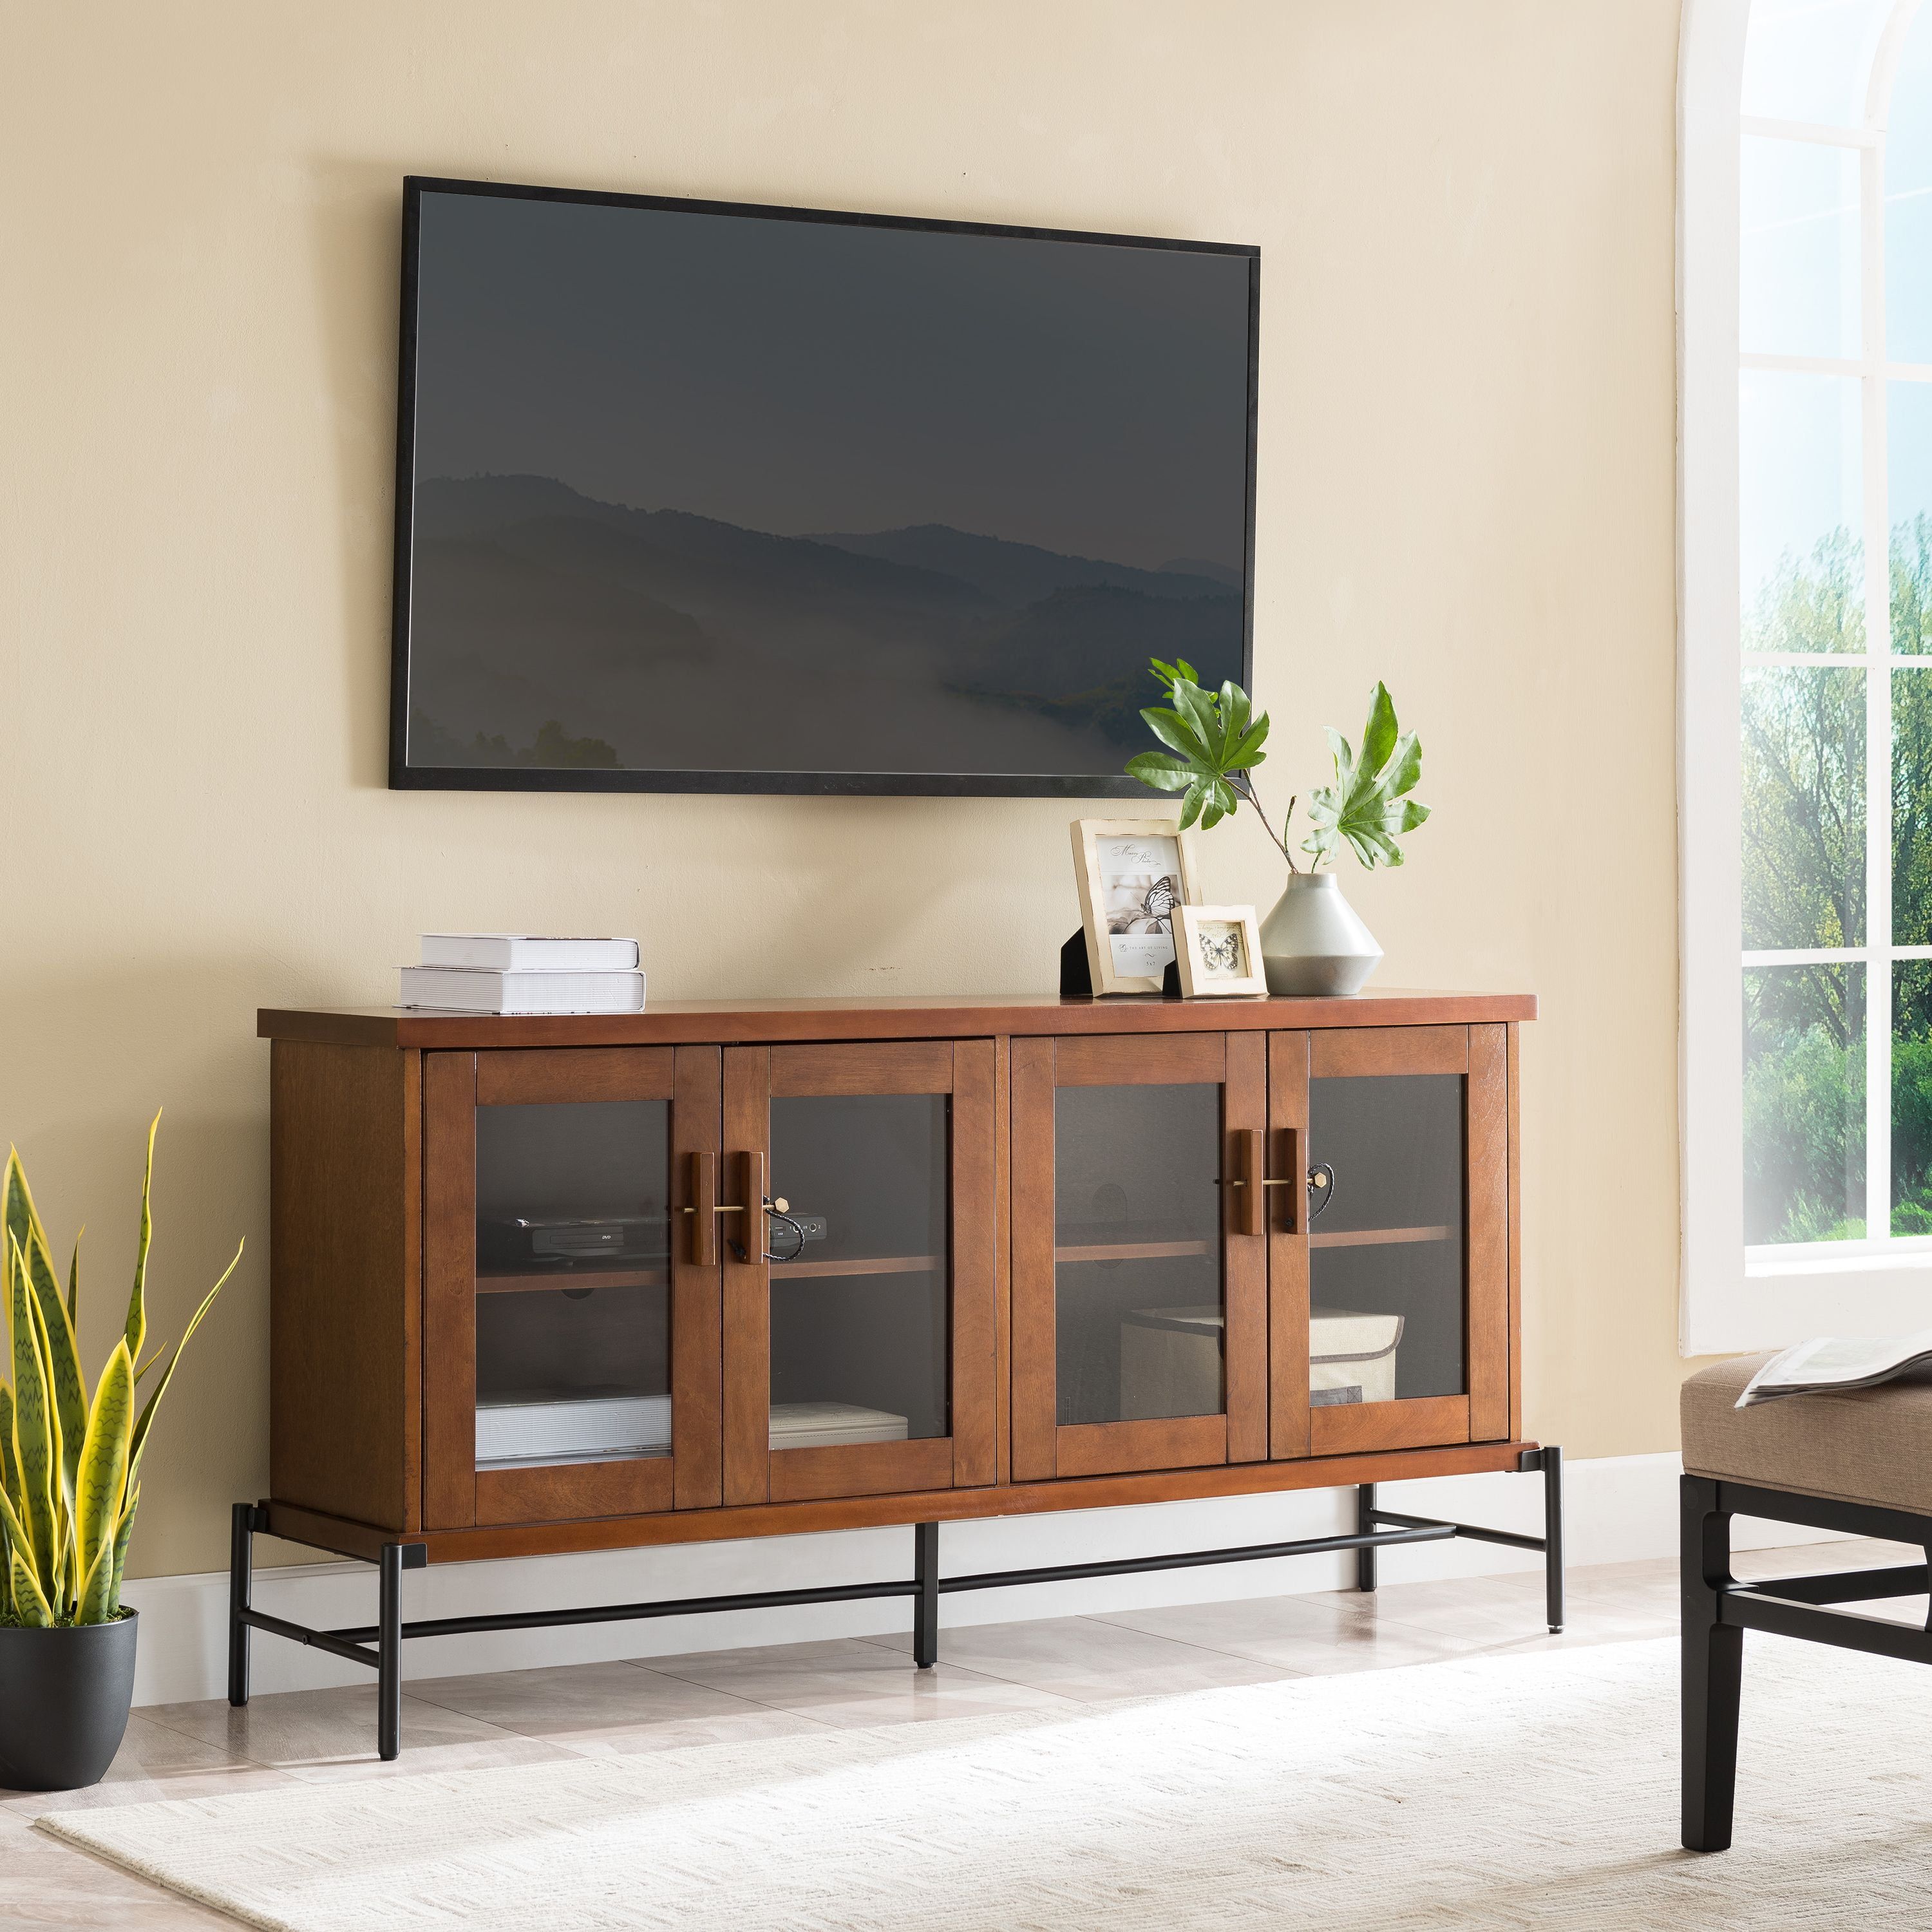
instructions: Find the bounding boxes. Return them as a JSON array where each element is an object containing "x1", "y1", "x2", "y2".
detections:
[
  {"x1": 420, "y1": 933, "x2": 639, "y2": 971},
  {"x1": 397, "y1": 967, "x2": 646, "y2": 1015},
  {"x1": 768, "y1": 1401, "x2": 909, "y2": 1450},
  {"x1": 475, "y1": 1393, "x2": 672, "y2": 1465}
]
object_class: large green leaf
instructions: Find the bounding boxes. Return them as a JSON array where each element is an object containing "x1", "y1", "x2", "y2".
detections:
[
  {"x1": 1124, "y1": 751, "x2": 1196, "y2": 792},
  {"x1": 107, "y1": 1482, "x2": 139, "y2": 1619},
  {"x1": 32, "y1": 1289, "x2": 79, "y2": 1617},
  {"x1": 1301, "y1": 681, "x2": 1432, "y2": 869},
  {"x1": 125, "y1": 1112, "x2": 158, "y2": 1367},
  {"x1": 125, "y1": 1242, "x2": 243, "y2": 1494},
  {"x1": 0, "y1": 1383, "x2": 12, "y2": 1587},
  {"x1": 0, "y1": 1469, "x2": 33, "y2": 1595},
  {"x1": 9, "y1": 1545, "x2": 52, "y2": 1627},
  {"x1": 7, "y1": 1234, "x2": 59, "y2": 1597},
  {"x1": 75, "y1": 1340, "x2": 134, "y2": 1615},
  {"x1": 3, "y1": 1151, "x2": 86, "y2": 1519},
  {"x1": 1139, "y1": 703, "x2": 1214, "y2": 767},
  {"x1": 1126, "y1": 659, "x2": 1272, "y2": 844}
]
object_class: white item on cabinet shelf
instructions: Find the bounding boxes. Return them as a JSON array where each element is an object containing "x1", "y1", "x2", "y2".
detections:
[
  {"x1": 1309, "y1": 1307, "x2": 1403, "y2": 1406},
  {"x1": 420, "y1": 934, "x2": 641, "y2": 971},
  {"x1": 769, "y1": 1401, "x2": 909, "y2": 1450},
  {"x1": 475, "y1": 1392, "x2": 672, "y2": 1466},
  {"x1": 397, "y1": 966, "x2": 646, "y2": 1014},
  {"x1": 1118, "y1": 1304, "x2": 1404, "y2": 1419}
]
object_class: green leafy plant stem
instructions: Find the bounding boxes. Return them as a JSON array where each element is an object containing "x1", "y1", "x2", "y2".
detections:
[{"x1": 1227, "y1": 777, "x2": 1299, "y2": 873}]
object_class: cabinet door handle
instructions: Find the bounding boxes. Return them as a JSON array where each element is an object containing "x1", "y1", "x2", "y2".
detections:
[
  {"x1": 687, "y1": 1151, "x2": 717, "y2": 1267},
  {"x1": 681, "y1": 1151, "x2": 748, "y2": 1266},
  {"x1": 1229, "y1": 1130, "x2": 1314, "y2": 1235},
  {"x1": 731, "y1": 1150, "x2": 766, "y2": 1263},
  {"x1": 1280, "y1": 1126, "x2": 1304, "y2": 1235},
  {"x1": 1231, "y1": 1128, "x2": 1264, "y2": 1236}
]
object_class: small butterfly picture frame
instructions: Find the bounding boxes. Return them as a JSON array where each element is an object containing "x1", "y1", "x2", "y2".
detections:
[{"x1": 1174, "y1": 904, "x2": 1268, "y2": 998}]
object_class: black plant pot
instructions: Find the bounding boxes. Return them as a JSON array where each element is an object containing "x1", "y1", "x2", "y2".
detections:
[{"x1": 0, "y1": 1611, "x2": 139, "y2": 1792}]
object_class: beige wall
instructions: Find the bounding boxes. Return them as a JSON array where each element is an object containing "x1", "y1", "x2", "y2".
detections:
[{"x1": 1, "y1": 0, "x2": 1686, "y2": 1579}]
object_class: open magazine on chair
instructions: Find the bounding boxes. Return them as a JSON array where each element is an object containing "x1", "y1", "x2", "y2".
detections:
[{"x1": 1736, "y1": 1329, "x2": 1932, "y2": 1407}]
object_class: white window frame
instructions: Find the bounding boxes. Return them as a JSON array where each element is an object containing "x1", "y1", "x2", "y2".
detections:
[{"x1": 1681, "y1": 0, "x2": 1932, "y2": 1353}]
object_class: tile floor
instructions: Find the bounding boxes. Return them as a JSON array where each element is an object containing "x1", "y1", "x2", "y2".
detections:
[{"x1": 5, "y1": 1539, "x2": 1924, "y2": 1927}]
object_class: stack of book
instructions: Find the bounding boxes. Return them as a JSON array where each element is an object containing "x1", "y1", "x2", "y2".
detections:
[{"x1": 397, "y1": 934, "x2": 645, "y2": 1014}]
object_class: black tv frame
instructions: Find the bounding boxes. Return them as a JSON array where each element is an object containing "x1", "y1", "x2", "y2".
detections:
[{"x1": 387, "y1": 175, "x2": 1260, "y2": 798}]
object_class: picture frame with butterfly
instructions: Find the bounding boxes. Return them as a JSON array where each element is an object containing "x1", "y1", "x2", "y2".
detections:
[
  {"x1": 1069, "y1": 817, "x2": 1200, "y2": 996},
  {"x1": 1173, "y1": 903, "x2": 1269, "y2": 998}
]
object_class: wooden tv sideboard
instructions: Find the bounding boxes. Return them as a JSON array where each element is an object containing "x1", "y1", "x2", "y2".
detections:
[{"x1": 242, "y1": 989, "x2": 1553, "y2": 1757}]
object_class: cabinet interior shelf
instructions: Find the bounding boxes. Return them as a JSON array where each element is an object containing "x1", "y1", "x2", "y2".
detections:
[
  {"x1": 1052, "y1": 1226, "x2": 1455, "y2": 1263},
  {"x1": 1057, "y1": 1239, "x2": 1212, "y2": 1262},
  {"x1": 471, "y1": 1225, "x2": 1457, "y2": 1294},
  {"x1": 1311, "y1": 1224, "x2": 1454, "y2": 1249},
  {"x1": 770, "y1": 1255, "x2": 941, "y2": 1280},
  {"x1": 477, "y1": 1267, "x2": 669, "y2": 1294}
]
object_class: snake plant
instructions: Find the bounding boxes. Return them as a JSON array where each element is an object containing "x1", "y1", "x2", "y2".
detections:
[{"x1": 0, "y1": 1115, "x2": 240, "y2": 1627}]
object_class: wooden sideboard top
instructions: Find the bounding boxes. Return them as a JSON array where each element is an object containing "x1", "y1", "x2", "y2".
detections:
[{"x1": 258, "y1": 987, "x2": 1537, "y2": 1049}]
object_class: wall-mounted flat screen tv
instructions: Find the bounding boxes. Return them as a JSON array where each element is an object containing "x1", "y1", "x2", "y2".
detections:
[{"x1": 390, "y1": 176, "x2": 1258, "y2": 796}]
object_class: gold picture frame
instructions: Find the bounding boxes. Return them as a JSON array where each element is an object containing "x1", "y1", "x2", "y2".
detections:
[
  {"x1": 1070, "y1": 818, "x2": 1200, "y2": 996},
  {"x1": 1173, "y1": 903, "x2": 1268, "y2": 998}
]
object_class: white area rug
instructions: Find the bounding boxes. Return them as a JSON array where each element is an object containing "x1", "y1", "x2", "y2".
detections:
[{"x1": 38, "y1": 1636, "x2": 1932, "y2": 1930}]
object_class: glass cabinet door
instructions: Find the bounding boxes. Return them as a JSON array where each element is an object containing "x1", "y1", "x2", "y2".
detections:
[
  {"x1": 1054, "y1": 1081, "x2": 1221, "y2": 1428},
  {"x1": 1269, "y1": 1025, "x2": 1509, "y2": 1459},
  {"x1": 721, "y1": 1041, "x2": 996, "y2": 1504},
  {"x1": 423, "y1": 1048, "x2": 722, "y2": 1529},
  {"x1": 1011, "y1": 1032, "x2": 1267, "y2": 1481}
]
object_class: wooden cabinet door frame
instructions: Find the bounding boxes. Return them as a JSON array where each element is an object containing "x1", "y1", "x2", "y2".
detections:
[
  {"x1": 1267, "y1": 1030, "x2": 1313, "y2": 1461},
  {"x1": 422, "y1": 1046, "x2": 723, "y2": 1531},
  {"x1": 1010, "y1": 1031, "x2": 1267, "y2": 1482},
  {"x1": 1278, "y1": 1023, "x2": 1510, "y2": 1459},
  {"x1": 720, "y1": 1038, "x2": 998, "y2": 1506}
]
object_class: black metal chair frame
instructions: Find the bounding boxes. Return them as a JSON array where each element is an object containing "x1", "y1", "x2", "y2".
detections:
[
  {"x1": 1681, "y1": 1472, "x2": 1932, "y2": 1853},
  {"x1": 229, "y1": 1447, "x2": 1563, "y2": 1760}
]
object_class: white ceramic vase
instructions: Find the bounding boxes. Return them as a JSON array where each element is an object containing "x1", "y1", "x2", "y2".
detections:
[{"x1": 1260, "y1": 871, "x2": 1382, "y2": 996}]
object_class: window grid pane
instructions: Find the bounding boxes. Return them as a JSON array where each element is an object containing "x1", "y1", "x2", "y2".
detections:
[
  {"x1": 1886, "y1": 8, "x2": 1932, "y2": 363},
  {"x1": 1737, "y1": 0, "x2": 1932, "y2": 1255},
  {"x1": 1743, "y1": 962, "x2": 1868, "y2": 1244},
  {"x1": 1742, "y1": 664, "x2": 1867, "y2": 951},
  {"x1": 1743, "y1": 0, "x2": 1897, "y2": 128},
  {"x1": 1739, "y1": 370, "x2": 1864, "y2": 642},
  {"x1": 1741, "y1": 136, "x2": 1861, "y2": 360}
]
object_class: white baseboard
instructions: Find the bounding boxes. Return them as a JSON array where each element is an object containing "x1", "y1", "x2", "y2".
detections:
[{"x1": 120, "y1": 1453, "x2": 1844, "y2": 1707}]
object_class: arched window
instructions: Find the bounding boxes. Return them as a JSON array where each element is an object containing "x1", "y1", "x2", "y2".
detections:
[{"x1": 1682, "y1": 0, "x2": 1932, "y2": 1349}]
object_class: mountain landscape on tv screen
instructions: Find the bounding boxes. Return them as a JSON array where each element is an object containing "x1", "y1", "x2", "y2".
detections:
[{"x1": 404, "y1": 476, "x2": 1244, "y2": 777}]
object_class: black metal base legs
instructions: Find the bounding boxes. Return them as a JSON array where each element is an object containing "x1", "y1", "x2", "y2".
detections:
[
  {"x1": 913, "y1": 1521, "x2": 940, "y2": 1669},
  {"x1": 230, "y1": 1455, "x2": 1568, "y2": 1761},
  {"x1": 227, "y1": 1502, "x2": 256, "y2": 1707},
  {"x1": 377, "y1": 1542, "x2": 406, "y2": 1760},
  {"x1": 226, "y1": 1504, "x2": 421, "y2": 1761},
  {"x1": 1356, "y1": 1446, "x2": 1565, "y2": 1631},
  {"x1": 1531, "y1": 1444, "x2": 1566, "y2": 1632}
]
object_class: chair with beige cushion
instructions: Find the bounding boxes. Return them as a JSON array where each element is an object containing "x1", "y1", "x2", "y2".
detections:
[{"x1": 1680, "y1": 1353, "x2": 1932, "y2": 1853}]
